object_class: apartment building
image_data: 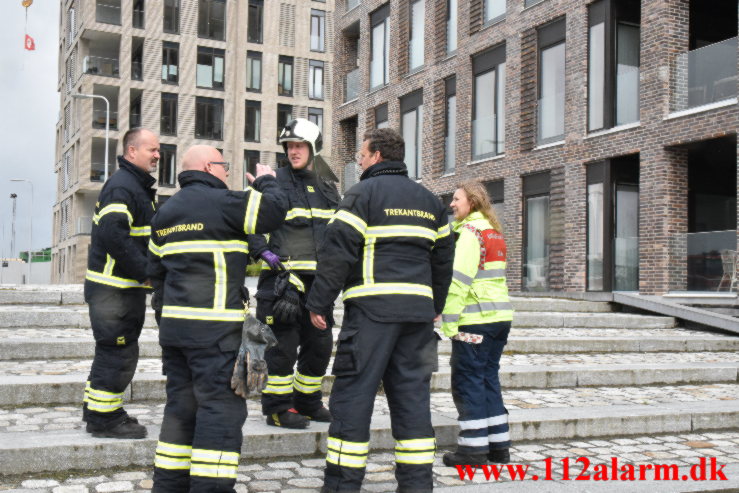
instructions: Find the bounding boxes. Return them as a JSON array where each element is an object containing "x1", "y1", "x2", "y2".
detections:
[
  {"x1": 332, "y1": 0, "x2": 738, "y2": 295},
  {"x1": 53, "y1": 0, "x2": 335, "y2": 283}
]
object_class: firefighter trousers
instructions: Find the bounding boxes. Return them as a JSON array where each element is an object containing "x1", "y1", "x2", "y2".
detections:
[
  {"x1": 258, "y1": 276, "x2": 333, "y2": 415},
  {"x1": 323, "y1": 305, "x2": 438, "y2": 493},
  {"x1": 83, "y1": 283, "x2": 146, "y2": 428},
  {"x1": 450, "y1": 321, "x2": 511, "y2": 455},
  {"x1": 152, "y1": 344, "x2": 246, "y2": 493}
]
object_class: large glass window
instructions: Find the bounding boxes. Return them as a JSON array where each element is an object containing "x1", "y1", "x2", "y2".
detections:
[
  {"x1": 484, "y1": 0, "x2": 505, "y2": 24},
  {"x1": 444, "y1": 77, "x2": 456, "y2": 174},
  {"x1": 409, "y1": 0, "x2": 425, "y2": 71},
  {"x1": 195, "y1": 97, "x2": 223, "y2": 140},
  {"x1": 588, "y1": 0, "x2": 640, "y2": 132},
  {"x1": 131, "y1": 37, "x2": 143, "y2": 81},
  {"x1": 370, "y1": 5, "x2": 390, "y2": 89},
  {"x1": 198, "y1": 0, "x2": 225, "y2": 40},
  {"x1": 244, "y1": 100, "x2": 261, "y2": 142},
  {"x1": 278, "y1": 56, "x2": 293, "y2": 97},
  {"x1": 162, "y1": 42, "x2": 179, "y2": 84},
  {"x1": 472, "y1": 44, "x2": 506, "y2": 159},
  {"x1": 196, "y1": 47, "x2": 225, "y2": 89},
  {"x1": 243, "y1": 150, "x2": 260, "y2": 188},
  {"x1": 447, "y1": 0, "x2": 457, "y2": 53},
  {"x1": 159, "y1": 144, "x2": 177, "y2": 187},
  {"x1": 248, "y1": 0, "x2": 263, "y2": 43},
  {"x1": 375, "y1": 103, "x2": 389, "y2": 129},
  {"x1": 523, "y1": 172, "x2": 550, "y2": 291},
  {"x1": 311, "y1": 9, "x2": 326, "y2": 52},
  {"x1": 587, "y1": 172, "x2": 604, "y2": 291},
  {"x1": 400, "y1": 90, "x2": 423, "y2": 180},
  {"x1": 163, "y1": 0, "x2": 179, "y2": 33},
  {"x1": 309, "y1": 60, "x2": 324, "y2": 100},
  {"x1": 308, "y1": 107, "x2": 324, "y2": 134},
  {"x1": 133, "y1": 0, "x2": 145, "y2": 29},
  {"x1": 276, "y1": 104, "x2": 293, "y2": 141},
  {"x1": 246, "y1": 51, "x2": 262, "y2": 92},
  {"x1": 538, "y1": 18, "x2": 566, "y2": 144},
  {"x1": 160, "y1": 93, "x2": 178, "y2": 136}
]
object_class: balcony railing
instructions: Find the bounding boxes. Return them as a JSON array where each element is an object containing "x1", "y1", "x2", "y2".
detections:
[
  {"x1": 83, "y1": 56, "x2": 120, "y2": 78},
  {"x1": 96, "y1": 2, "x2": 121, "y2": 25},
  {"x1": 344, "y1": 68, "x2": 359, "y2": 103},
  {"x1": 673, "y1": 37, "x2": 737, "y2": 112},
  {"x1": 76, "y1": 217, "x2": 92, "y2": 236},
  {"x1": 90, "y1": 162, "x2": 116, "y2": 182},
  {"x1": 670, "y1": 230, "x2": 738, "y2": 292},
  {"x1": 92, "y1": 109, "x2": 118, "y2": 130}
]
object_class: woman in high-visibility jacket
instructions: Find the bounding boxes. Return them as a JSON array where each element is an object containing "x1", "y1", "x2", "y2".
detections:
[{"x1": 440, "y1": 180, "x2": 514, "y2": 467}]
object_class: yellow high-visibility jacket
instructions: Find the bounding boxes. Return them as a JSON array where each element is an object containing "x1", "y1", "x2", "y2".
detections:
[{"x1": 441, "y1": 211, "x2": 513, "y2": 337}]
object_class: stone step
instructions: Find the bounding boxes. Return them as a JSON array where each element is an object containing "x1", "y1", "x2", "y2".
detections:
[
  {"x1": 0, "y1": 305, "x2": 159, "y2": 329},
  {"x1": 3, "y1": 359, "x2": 737, "y2": 407},
  {"x1": 0, "y1": 286, "x2": 84, "y2": 305},
  {"x1": 1, "y1": 399, "x2": 738, "y2": 476}
]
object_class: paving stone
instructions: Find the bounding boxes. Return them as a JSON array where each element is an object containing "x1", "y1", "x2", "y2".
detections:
[
  {"x1": 252, "y1": 469, "x2": 295, "y2": 480},
  {"x1": 286, "y1": 477, "x2": 323, "y2": 488},
  {"x1": 299, "y1": 459, "x2": 325, "y2": 468},
  {"x1": 95, "y1": 483, "x2": 133, "y2": 493},
  {"x1": 247, "y1": 480, "x2": 281, "y2": 491},
  {"x1": 363, "y1": 483, "x2": 396, "y2": 492},
  {"x1": 22, "y1": 480, "x2": 60, "y2": 488},
  {"x1": 238, "y1": 464, "x2": 264, "y2": 472},
  {"x1": 65, "y1": 477, "x2": 109, "y2": 485},
  {"x1": 294, "y1": 468, "x2": 323, "y2": 477},
  {"x1": 135, "y1": 481, "x2": 151, "y2": 490},
  {"x1": 365, "y1": 472, "x2": 395, "y2": 482},
  {"x1": 266, "y1": 461, "x2": 300, "y2": 469},
  {"x1": 111, "y1": 474, "x2": 146, "y2": 482},
  {"x1": 53, "y1": 486, "x2": 89, "y2": 493},
  {"x1": 684, "y1": 441, "x2": 715, "y2": 448},
  {"x1": 366, "y1": 463, "x2": 393, "y2": 473}
]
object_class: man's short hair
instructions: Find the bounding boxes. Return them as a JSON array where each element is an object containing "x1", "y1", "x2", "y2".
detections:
[
  {"x1": 122, "y1": 128, "x2": 146, "y2": 155},
  {"x1": 363, "y1": 128, "x2": 405, "y2": 162}
]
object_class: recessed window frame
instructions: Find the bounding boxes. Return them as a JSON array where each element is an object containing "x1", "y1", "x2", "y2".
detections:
[
  {"x1": 400, "y1": 89, "x2": 423, "y2": 180},
  {"x1": 160, "y1": 92, "x2": 178, "y2": 136},
  {"x1": 278, "y1": 56, "x2": 294, "y2": 97},
  {"x1": 310, "y1": 9, "x2": 326, "y2": 52},
  {"x1": 444, "y1": 76, "x2": 456, "y2": 174},
  {"x1": 247, "y1": 0, "x2": 264, "y2": 44},
  {"x1": 472, "y1": 44, "x2": 506, "y2": 160},
  {"x1": 195, "y1": 96, "x2": 224, "y2": 140},
  {"x1": 244, "y1": 100, "x2": 261, "y2": 142},
  {"x1": 375, "y1": 103, "x2": 389, "y2": 129},
  {"x1": 196, "y1": 46, "x2": 225, "y2": 90},
  {"x1": 370, "y1": 4, "x2": 390, "y2": 90},
  {"x1": 537, "y1": 17, "x2": 566, "y2": 145},
  {"x1": 409, "y1": 0, "x2": 425, "y2": 71},
  {"x1": 163, "y1": 0, "x2": 180, "y2": 34},
  {"x1": 161, "y1": 41, "x2": 179, "y2": 84},
  {"x1": 309, "y1": 60, "x2": 325, "y2": 100},
  {"x1": 522, "y1": 171, "x2": 551, "y2": 292},
  {"x1": 246, "y1": 51, "x2": 262, "y2": 92},
  {"x1": 276, "y1": 104, "x2": 293, "y2": 142},
  {"x1": 308, "y1": 107, "x2": 324, "y2": 134},
  {"x1": 198, "y1": 0, "x2": 226, "y2": 41},
  {"x1": 158, "y1": 144, "x2": 177, "y2": 187}
]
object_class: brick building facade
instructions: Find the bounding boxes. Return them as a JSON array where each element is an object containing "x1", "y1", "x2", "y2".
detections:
[{"x1": 332, "y1": 0, "x2": 738, "y2": 295}]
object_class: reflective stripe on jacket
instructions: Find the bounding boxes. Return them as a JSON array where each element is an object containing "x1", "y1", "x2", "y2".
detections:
[{"x1": 441, "y1": 212, "x2": 513, "y2": 337}]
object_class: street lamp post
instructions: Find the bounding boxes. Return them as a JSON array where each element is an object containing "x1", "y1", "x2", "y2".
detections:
[
  {"x1": 72, "y1": 93, "x2": 111, "y2": 182},
  {"x1": 10, "y1": 179, "x2": 33, "y2": 284}
]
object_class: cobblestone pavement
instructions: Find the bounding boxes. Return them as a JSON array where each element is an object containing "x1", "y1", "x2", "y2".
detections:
[
  {"x1": 1, "y1": 350, "x2": 737, "y2": 377},
  {"x1": 1, "y1": 431, "x2": 738, "y2": 492},
  {"x1": 1, "y1": 384, "x2": 737, "y2": 433}
]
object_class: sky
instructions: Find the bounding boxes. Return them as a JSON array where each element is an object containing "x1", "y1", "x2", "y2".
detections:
[{"x1": 0, "y1": 0, "x2": 60, "y2": 257}]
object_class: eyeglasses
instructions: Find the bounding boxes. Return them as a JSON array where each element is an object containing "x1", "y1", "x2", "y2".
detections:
[{"x1": 208, "y1": 161, "x2": 230, "y2": 172}]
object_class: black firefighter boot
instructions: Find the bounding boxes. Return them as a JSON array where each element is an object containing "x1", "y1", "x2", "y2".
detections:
[
  {"x1": 266, "y1": 408, "x2": 310, "y2": 429},
  {"x1": 443, "y1": 450, "x2": 490, "y2": 467}
]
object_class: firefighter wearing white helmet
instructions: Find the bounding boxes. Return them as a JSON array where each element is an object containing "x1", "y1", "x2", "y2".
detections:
[{"x1": 247, "y1": 118, "x2": 340, "y2": 428}]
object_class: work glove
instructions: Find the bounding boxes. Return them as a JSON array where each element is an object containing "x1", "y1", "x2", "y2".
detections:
[
  {"x1": 231, "y1": 314, "x2": 278, "y2": 398},
  {"x1": 151, "y1": 290, "x2": 163, "y2": 325},
  {"x1": 273, "y1": 270, "x2": 302, "y2": 324},
  {"x1": 260, "y1": 250, "x2": 285, "y2": 271}
]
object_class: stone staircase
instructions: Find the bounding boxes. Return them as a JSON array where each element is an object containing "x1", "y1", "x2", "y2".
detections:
[{"x1": 0, "y1": 285, "x2": 738, "y2": 488}]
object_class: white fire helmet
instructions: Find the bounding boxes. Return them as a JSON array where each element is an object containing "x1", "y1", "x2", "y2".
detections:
[{"x1": 279, "y1": 118, "x2": 323, "y2": 158}]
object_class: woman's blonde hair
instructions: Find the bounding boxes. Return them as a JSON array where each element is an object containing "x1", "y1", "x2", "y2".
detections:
[{"x1": 457, "y1": 180, "x2": 503, "y2": 232}]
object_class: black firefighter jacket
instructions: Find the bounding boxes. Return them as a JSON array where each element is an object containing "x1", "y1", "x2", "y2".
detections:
[
  {"x1": 305, "y1": 160, "x2": 455, "y2": 323},
  {"x1": 147, "y1": 171, "x2": 287, "y2": 349},
  {"x1": 86, "y1": 156, "x2": 156, "y2": 289}
]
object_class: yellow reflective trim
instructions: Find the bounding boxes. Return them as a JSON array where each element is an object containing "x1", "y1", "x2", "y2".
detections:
[
  {"x1": 289, "y1": 273, "x2": 306, "y2": 293},
  {"x1": 213, "y1": 251, "x2": 227, "y2": 310},
  {"x1": 158, "y1": 240, "x2": 249, "y2": 256},
  {"x1": 395, "y1": 437, "x2": 436, "y2": 450},
  {"x1": 191, "y1": 448, "x2": 239, "y2": 464},
  {"x1": 94, "y1": 203, "x2": 133, "y2": 225},
  {"x1": 156, "y1": 441, "x2": 193, "y2": 457},
  {"x1": 161, "y1": 305, "x2": 246, "y2": 322},
  {"x1": 326, "y1": 451, "x2": 367, "y2": 468},
  {"x1": 190, "y1": 463, "x2": 238, "y2": 478},
  {"x1": 129, "y1": 225, "x2": 151, "y2": 237},
  {"x1": 363, "y1": 238, "x2": 375, "y2": 284},
  {"x1": 343, "y1": 283, "x2": 433, "y2": 299},
  {"x1": 285, "y1": 208, "x2": 335, "y2": 221},
  {"x1": 327, "y1": 437, "x2": 369, "y2": 454},
  {"x1": 295, "y1": 372, "x2": 322, "y2": 384},
  {"x1": 244, "y1": 188, "x2": 263, "y2": 234},
  {"x1": 293, "y1": 381, "x2": 321, "y2": 393},
  {"x1": 331, "y1": 210, "x2": 367, "y2": 235},
  {"x1": 395, "y1": 452, "x2": 435, "y2": 464},
  {"x1": 148, "y1": 240, "x2": 163, "y2": 257},
  {"x1": 437, "y1": 223, "x2": 451, "y2": 239},
  {"x1": 102, "y1": 254, "x2": 115, "y2": 276},
  {"x1": 154, "y1": 456, "x2": 191, "y2": 470},
  {"x1": 285, "y1": 208, "x2": 311, "y2": 220},
  {"x1": 85, "y1": 382, "x2": 124, "y2": 398},
  {"x1": 267, "y1": 375, "x2": 294, "y2": 383},
  {"x1": 263, "y1": 386, "x2": 294, "y2": 394},
  {"x1": 262, "y1": 260, "x2": 317, "y2": 271},
  {"x1": 311, "y1": 208, "x2": 335, "y2": 219},
  {"x1": 86, "y1": 270, "x2": 148, "y2": 289},
  {"x1": 365, "y1": 225, "x2": 436, "y2": 241}
]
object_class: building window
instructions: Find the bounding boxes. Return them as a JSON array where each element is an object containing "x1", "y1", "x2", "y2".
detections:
[
  {"x1": 198, "y1": 0, "x2": 225, "y2": 40},
  {"x1": 309, "y1": 60, "x2": 324, "y2": 100},
  {"x1": 447, "y1": 0, "x2": 457, "y2": 53},
  {"x1": 131, "y1": 37, "x2": 143, "y2": 81},
  {"x1": 472, "y1": 44, "x2": 506, "y2": 159},
  {"x1": 537, "y1": 17, "x2": 566, "y2": 144},
  {"x1": 278, "y1": 56, "x2": 293, "y2": 96},
  {"x1": 370, "y1": 4, "x2": 390, "y2": 89},
  {"x1": 308, "y1": 107, "x2": 323, "y2": 134},
  {"x1": 163, "y1": 0, "x2": 179, "y2": 34},
  {"x1": 195, "y1": 97, "x2": 224, "y2": 140},
  {"x1": 244, "y1": 150, "x2": 260, "y2": 188},
  {"x1": 162, "y1": 42, "x2": 179, "y2": 84},
  {"x1": 588, "y1": 0, "x2": 640, "y2": 132},
  {"x1": 133, "y1": 0, "x2": 145, "y2": 29},
  {"x1": 525, "y1": 0, "x2": 546, "y2": 7},
  {"x1": 196, "y1": 46, "x2": 225, "y2": 90},
  {"x1": 409, "y1": 0, "x2": 425, "y2": 71},
  {"x1": 400, "y1": 89, "x2": 423, "y2": 180},
  {"x1": 523, "y1": 172, "x2": 550, "y2": 291},
  {"x1": 245, "y1": 100, "x2": 261, "y2": 142},
  {"x1": 375, "y1": 103, "x2": 388, "y2": 129},
  {"x1": 484, "y1": 180, "x2": 505, "y2": 226},
  {"x1": 311, "y1": 9, "x2": 326, "y2": 52},
  {"x1": 159, "y1": 144, "x2": 177, "y2": 187},
  {"x1": 246, "y1": 51, "x2": 262, "y2": 92},
  {"x1": 277, "y1": 104, "x2": 293, "y2": 142},
  {"x1": 444, "y1": 77, "x2": 456, "y2": 174},
  {"x1": 161, "y1": 93, "x2": 178, "y2": 136},
  {"x1": 130, "y1": 91, "x2": 142, "y2": 129},
  {"x1": 248, "y1": 0, "x2": 264, "y2": 43},
  {"x1": 484, "y1": 0, "x2": 505, "y2": 24}
]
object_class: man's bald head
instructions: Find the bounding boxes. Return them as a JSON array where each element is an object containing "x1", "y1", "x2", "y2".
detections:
[
  {"x1": 182, "y1": 145, "x2": 229, "y2": 185},
  {"x1": 123, "y1": 128, "x2": 160, "y2": 173}
]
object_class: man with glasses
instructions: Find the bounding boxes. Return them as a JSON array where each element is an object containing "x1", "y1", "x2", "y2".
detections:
[{"x1": 148, "y1": 145, "x2": 287, "y2": 491}]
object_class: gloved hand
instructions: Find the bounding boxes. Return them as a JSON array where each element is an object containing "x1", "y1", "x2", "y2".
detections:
[
  {"x1": 273, "y1": 271, "x2": 302, "y2": 324},
  {"x1": 260, "y1": 250, "x2": 285, "y2": 271},
  {"x1": 151, "y1": 290, "x2": 163, "y2": 325},
  {"x1": 231, "y1": 314, "x2": 278, "y2": 398}
]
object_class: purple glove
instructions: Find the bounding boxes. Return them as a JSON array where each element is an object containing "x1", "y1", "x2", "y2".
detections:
[{"x1": 260, "y1": 250, "x2": 285, "y2": 271}]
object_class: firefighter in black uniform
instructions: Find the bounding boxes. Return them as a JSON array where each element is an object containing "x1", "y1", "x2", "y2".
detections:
[
  {"x1": 148, "y1": 145, "x2": 286, "y2": 492},
  {"x1": 248, "y1": 118, "x2": 340, "y2": 429},
  {"x1": 83, "y1": 128, "x2": 159, "y2": 439},
  {"x1": 307, "y1": 128, "x2": 454, "y2": 492}
]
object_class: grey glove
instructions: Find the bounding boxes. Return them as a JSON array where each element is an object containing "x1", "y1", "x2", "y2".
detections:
[
  {"x1": 231, "y1": 314, "x2": 278, "y2": 398},
  {"x1": 273, "y1": 270, "x2": 302, "y2": 324}
]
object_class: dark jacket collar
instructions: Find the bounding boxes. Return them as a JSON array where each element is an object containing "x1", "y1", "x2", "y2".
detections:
[
  {"x1": 177, "y1": 170, "x2": 229, "y2": 190},
  {"x1": 117, "y1": 155, "x2": 156, "y2": 189},
  {"x1": 360, "y1": 160, "x2": 408, "y2": 181}
]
